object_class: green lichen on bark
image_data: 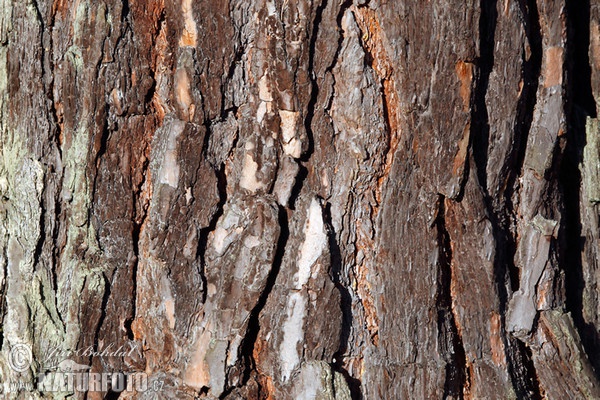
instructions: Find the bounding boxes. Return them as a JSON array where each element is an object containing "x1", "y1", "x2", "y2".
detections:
[
  {"x1": 291, "y1": 361, "x2": 352, "y2": 400},
  {"x1": 584, "y1": 117, "x2": 600, "y2": 204},
  {"x1": 535, "y1": 311, "x2": 600, "y2": 398}
]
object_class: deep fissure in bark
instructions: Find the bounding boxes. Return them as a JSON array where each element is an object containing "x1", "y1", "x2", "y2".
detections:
[
  {"x1": 512, "y1": 0, "x2": 543, "y2": 188},
  {"x1": 92, "y1": 273, "x2": 111, "y2": 358},
  {"x1": 503, "y1": 0, "x2": 542, "y2": 295},
  {"x1": 469, "y1": 0, "x2": 516, "y2": 317},
  {"x1": 502, "y1": 1, "x2": 544, "y2": 397},
  {"x1": 323, "y1": 202, "x2": 363, "y2": 400},
  {"x1": 471, "y1": 0, "x2": 497, "y2": 192},
  {"x1": 288, "y1": 0, "x2": 329, "y2": 210},
  {"x1": 302, "y1": 0, "x2": 329, "y2": 162},
  {"x1": 471, "y1": 1, "x2": 544, "y2": 397},
  {"x1": 50, "y1": 189, "x2": 64, "y2": 327},
  {"x1": 471, "y1": 0, "x2": 519, "y2": 394},
  {"x1": 238, "y1": 205, "x2": 289, "y2": 386},
  {"x1": 562, "y1": 0, "x2": 600, "y2": 378},
  {"x1": 434, "y1": 195, "x2": 467, "y2": 399},
  {"x1": 32, "y1": 189, "x2": 46, "y2": 273},
  {"x1": 196, "y1": 163, "x2": 228, "y2": 304},
  {"x1": 288, "y1": 163, "x2": 307, "y2": 210},
  {"x1": 506, "y1": 336, "x2": 543, "y2": 400},
  {"x1": 327, "y1": 0, "x2": 354, "y2": 76},
  {"x1": 124, "y1": 138, "x2": 151, "y2": 341},
  {"x1": 125, "y1": 218, "x2": 142, "y2": 341}
]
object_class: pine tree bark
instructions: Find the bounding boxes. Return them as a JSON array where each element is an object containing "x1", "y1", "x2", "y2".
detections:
[{"x1": 1, "y1": 0, "x2": 600, "y2": 398}]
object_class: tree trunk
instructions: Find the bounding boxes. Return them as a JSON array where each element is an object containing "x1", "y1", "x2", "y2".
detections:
[{"x1": 1, "y1": 0, "x2": 600, "y2": 398}]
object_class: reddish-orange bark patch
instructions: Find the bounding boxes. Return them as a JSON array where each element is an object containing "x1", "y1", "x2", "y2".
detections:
[
  {"x1": 455, "y1": 60, "x2": 474, "y2": 111},
  {"x1": 453, "y1": 123, "x2": 471, "y2": 175},
  {"x1": 353, "y1": 5, "x2": 400, "y2": 207},
  {"x1": 543, "y1": 47, "x2": 563, "y2": 88},
  {"x1": 490, "y1": 312, "x2": 506, "y2": 366}
]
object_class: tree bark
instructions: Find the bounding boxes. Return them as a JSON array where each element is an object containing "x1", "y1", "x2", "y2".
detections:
[{"x1": 1, "y1": 0, "x2": 599, "y2": 398}]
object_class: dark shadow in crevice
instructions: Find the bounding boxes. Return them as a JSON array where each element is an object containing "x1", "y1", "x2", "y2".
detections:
[
  {"x1": 288, "y1": 163, "x2": 308, "y2": 211},
  {"x1": 91, "y1": 274, "x2": 112, "y2": 368},
  {"x1": 506, "y1": 337, "x2": 542, "y2": 400},
  {"x1": 470, "y1": 0, "x2": 516, "y2": 340},
  {"x1": 322, "y1": 203, "x2": 363, "y2": 400},
  {"x1": 196, "y1": 163, "x2": 228, "y2": 303},
  {"x1": 471, "y1": 0, "x2": 543, "y2": 397},
  {"x1": 470, "y1": 0, "x2": 498, "y2": 193},
  {"x1": 561, "y1": 0, "x2": 600, "y2": 379},
  {"x1": 502, "y1": 0, "x2": 543, "y2": 296},
  {"x1": 237, "y1": 206, "x2": 289, "y2": 387},
  {"x1": 502, "y1": 2, "x2": 544, "y2": 397},
  {"x1": 288, "y1": 0, "x2": 333, "y2": 210},
  {"x1": 470, "y1": 0, "x2": 513, "y2": 309},
  {"x1": 433, "y1": 195, "x2": 467, "y2": 399},
  {"x1": 104, "y1": 388, "x2": 121, "y2": 400}
]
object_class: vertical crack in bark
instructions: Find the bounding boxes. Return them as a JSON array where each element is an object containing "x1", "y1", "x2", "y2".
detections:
[
  {"x1": 506, "y1": 336, "x2": 543, "y2": 400},
  {"x1": 352, "y1": 5, "x2": 399, "y2": 206},
  {"x1": 126, "y1": 223, "x2": 141, "y2": 340},
  {"x1": 325, "y1": 0, "x2": 353, "y2": 76},
  {"x1": 562, "y1": 0, "x2": 600, "y2": 377},
  {"x1": 93, "y1": 1, "x2": 165, "y2": 345},
  {"x1": 32, "y1": 190, "x2": 46, "y2": 272},
  {"x1": 303, "y1": 0, "x2": 331, "y2": 159},
  {"x1": 238, "y1": 206, "x2": 289, "y2": 387},
  {"x1": 505, "y1": 1, "x2": 543, "y2": 397},
  {"x1": 511, "y1": 0, "x2": 542, "y2": 193},
  {"x1": 121, "y1": 0, "x2": 131, "y2": 29},
  {"x1": 94, "y1": 111, "x2": 111, "y2": 174},
  {"x1": 434, "y1": 195, "x2": 467, "y2": 399},
  {"x1": 51, "y1": 192, "x2": 64, "y2": 327},
  {"x1": 92, "y1": 273, "x2": 112, "y2": 358},
  {"x1": 196, "y1": 163, "x2": 227, "y2": 304},
  {"x1": 129, "y1": 134, "x2": 152, "y2": 333},
  {"x1": 350, "y1": 5, "x2": 405, "y2": 348},
  {"x1": 30, "y1": 0, "x2": 70, "y2": 343},
  {"x1": 471, "y1": 0, "x2": 497, "y2": 192},
  {"x1": 44, "y1": 0, "x2": 64, "y2": 308},
  {"x1": 30, "y1": 0, "x2": 49, "y2": 276},
  {"x1": 323, "y1": 202, "x2": 363, "y2": 400},
  {"x1": 128, "y1": 143, "x2": 152, "y2": 337},
  {"x1": 564, "y1": 0, "x2": 597, "y2": 118},
  {"x1": 472, "y1": 14, "x2": 518, "y2": 333},
  {"x1": 112, "y1": 1, "x2": 132, "y2": 60},
  {"x1": 46, "y1": 2, "x2": 63, "y2": 159},
  {"x1": 319, "y1": 0, "x2": 354, "y2": 120},
  {"x1": 91, "y1": 3, "x2": 138, "y2": 342},
  {"x1": 471, "y1": 41, "x2": 516, "y2": 399},
  {"x1": 500, "y1": 0, "x2": 543, "y2": 295},
  {"x1": 289, "y1": 0, "x2": 334, "y2": 209},
  {"x1": 472, "y1": 1, "x2": 543, "y2": 396},
  {"x1": 142, "y1": 8, "x2": 164, "y2": 115},
  {"x1": 236, "y1": 0, "x2": 335, "y2": 389}
]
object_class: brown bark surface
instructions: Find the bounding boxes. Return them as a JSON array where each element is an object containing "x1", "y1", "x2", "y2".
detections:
[{"x1": 1, "y1": 0, "x2": 600, "y2": 398}]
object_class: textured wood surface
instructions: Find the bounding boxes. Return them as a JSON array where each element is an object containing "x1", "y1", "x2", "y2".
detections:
[{"x1": 0, "y1": 0, "x2": 599, "y2": 398}]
